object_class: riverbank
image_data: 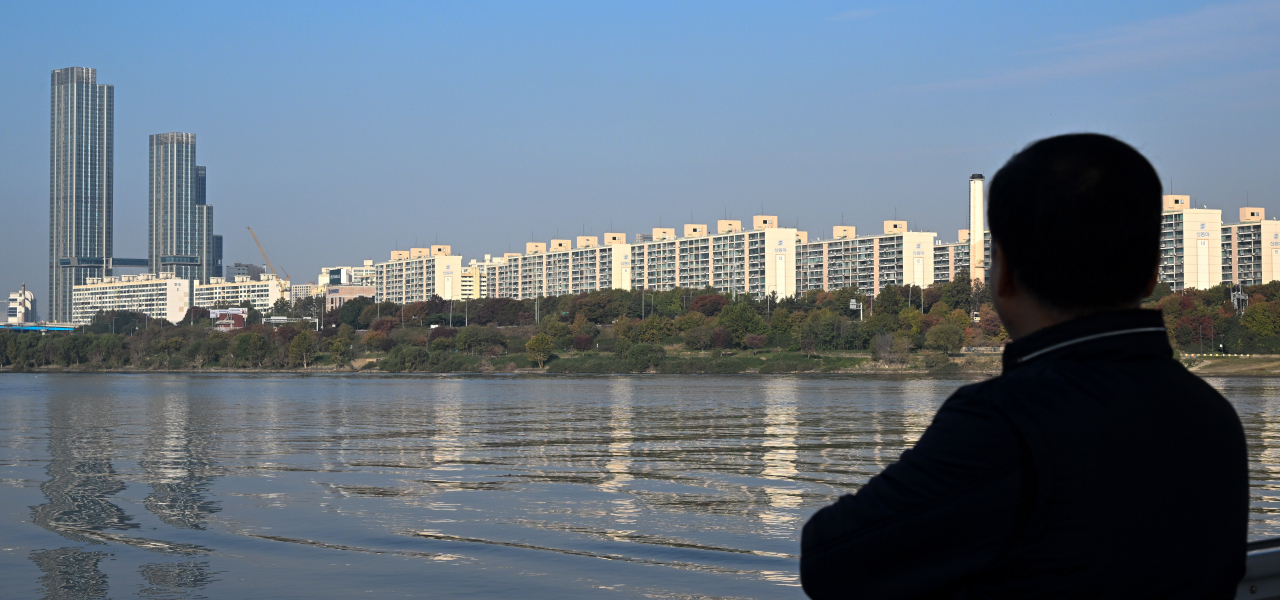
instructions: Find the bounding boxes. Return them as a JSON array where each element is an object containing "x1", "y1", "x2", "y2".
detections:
[
  {"x1": 7, "y1": 351, "x2": 1275, "y2": 376},
  {"x1": 0, "y1": 350, "x2": 1005, "y2": 375}
]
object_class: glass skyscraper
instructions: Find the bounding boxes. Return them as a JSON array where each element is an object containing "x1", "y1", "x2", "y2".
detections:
[
  {"x1": 148, "y1": 133, "x2": 217, "y2": 283},
  {"x1": 49, "y1": 67, "x2": 114, "y2": 323}
]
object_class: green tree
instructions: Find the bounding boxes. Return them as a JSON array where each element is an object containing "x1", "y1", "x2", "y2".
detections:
[
  {"x1": 526, "y1": 333, "x2": 554, "y2": 368},
  {"x1": 717, "y1": 302, "x2": 767, "y2": 346},
  {"x1": 271, "y1": 297, "x2": 293, "y2": 317},
  {"x1": 925, "y1": 321, "x2": 965, "y2": 353},
  {"x1": 1242, "y1": 302, "x2": 1280, "y2": 338},
  {"x1": 290, "y1": 330, "x2": 317, "y2": 368},
  {"x1": 233, "y1": 332, "x2": 269, "y2": 367}
]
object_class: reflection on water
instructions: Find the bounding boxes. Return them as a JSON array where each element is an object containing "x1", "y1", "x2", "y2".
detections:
[
  {"x1": 32, "y1": 396, "x2": 137, "y2": 542},
  {"x1": 142, "y1": 395, "x2": 221, "y2": 530},
  {"x1": 2, "y1": 374, "x2": 1279, "y2": 599},
  {"x1": 30, "y1": 547, "x2": 111, "y2": 600}
]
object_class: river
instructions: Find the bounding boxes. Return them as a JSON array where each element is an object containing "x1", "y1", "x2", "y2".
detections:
[{"x1": 0, "y1": 374, "x2": 1276, "y2": 599}]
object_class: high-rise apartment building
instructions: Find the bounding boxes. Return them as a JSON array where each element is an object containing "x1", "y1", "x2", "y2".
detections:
[
  {"x1": 1222, "y1": 208, "x2": 1280, "y2": 286},
  {"x1": 1160, "y1": 195, "x2": 1223, "y2": 291},
  {"x1": 49, "y1": 67, "x2": 114, "y2": 322},
  {"x1": 148, "y1": 133, "x2": 218, "y2": 283},
  {"x1": 933, "y1": 230, "x2": 971, "y2": 284},
  {"x1": 374, "y1": 246, "x2": 463, "y2": 303},
  {"x1": 796, "y1": 222, "x2": 937, "y2": 297}
]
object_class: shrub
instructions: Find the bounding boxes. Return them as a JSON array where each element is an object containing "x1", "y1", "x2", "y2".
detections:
[
  {"x1": 684, "y1": 326, "x2": 714, "y2": 350},
  {"x1": 573, "y1": 334, "x2": 594, "y2": 351},
  {"x1": 622, "y1": 343, "x2": 666, "y2": 372}
]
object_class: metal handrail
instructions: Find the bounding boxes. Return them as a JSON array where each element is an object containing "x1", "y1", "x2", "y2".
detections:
[{"x1": 1240, "y1": 538, "x2": 1280, "y2": 598}]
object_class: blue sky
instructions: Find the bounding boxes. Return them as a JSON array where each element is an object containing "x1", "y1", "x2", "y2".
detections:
[{"x1": 2, "y1": 1, "x2": 1278, "y2": 294}]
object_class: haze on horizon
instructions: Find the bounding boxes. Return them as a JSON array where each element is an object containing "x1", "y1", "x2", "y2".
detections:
[{"x1": 2, "y1": 0, "x2": 1277, "y2": 295}]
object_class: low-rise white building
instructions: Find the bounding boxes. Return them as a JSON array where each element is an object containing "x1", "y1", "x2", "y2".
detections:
[
  {"x1": 194, "y1": 274, "x2": 290, "y2": 311},
  {"x1": 8, "y1": 284, "x2": 37, "y2": 323},
  {"x1": 319, "y1": 260, "x2": 376, "y2": 287},
  {"x1": 72, "y1": 273, "x2": 192, "y2": 324}
]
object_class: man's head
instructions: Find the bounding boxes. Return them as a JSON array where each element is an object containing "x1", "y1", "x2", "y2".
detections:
[{"x1": 988, "y1": 134, "x2": 1162, "y2": 334}]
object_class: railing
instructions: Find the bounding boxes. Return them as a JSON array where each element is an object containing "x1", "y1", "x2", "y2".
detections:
[{"x1": 1240, "y1": 538, "x2": 1280, "y2": 598}]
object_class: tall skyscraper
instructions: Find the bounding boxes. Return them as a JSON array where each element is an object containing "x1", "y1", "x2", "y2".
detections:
[
  {"x1": 148, "y1": 133, "x2": 217, "y2": 283},
  {"x1": 49, "y1": 67, "x2": 114, "y2": 323}
]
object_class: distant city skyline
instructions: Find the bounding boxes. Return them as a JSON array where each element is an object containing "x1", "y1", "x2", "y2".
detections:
[{"x1": 4, "y1": 1, "x2": 1278, "y2": 297}]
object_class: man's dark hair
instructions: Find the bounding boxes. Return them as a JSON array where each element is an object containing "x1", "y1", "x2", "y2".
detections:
[{"x1": 988, "y1": 133, "x2": 1162, "y2": 313}]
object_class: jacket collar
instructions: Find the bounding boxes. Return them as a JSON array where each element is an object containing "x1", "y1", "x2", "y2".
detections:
[{"x1": 1001, "y1": 309, "x2": 1170, "y2": 372}]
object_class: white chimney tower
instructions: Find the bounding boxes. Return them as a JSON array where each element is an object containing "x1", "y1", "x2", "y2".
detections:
[{"x1": 969, "y1": 174, "x2": 985, "y2": 283}]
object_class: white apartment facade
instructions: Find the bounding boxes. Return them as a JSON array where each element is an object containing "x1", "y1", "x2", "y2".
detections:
[
  {"x1": 72, "y1": 273, "x2": 192, "y2": 324},
  {"x1": 194, "y1": 274, "x2": 290, "y2": 311},
  {"x1": 374, "y1": 246, "x2": 463, "y2": 303}
]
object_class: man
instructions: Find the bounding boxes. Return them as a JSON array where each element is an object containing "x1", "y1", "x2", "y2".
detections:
[{"x1": 800, "y1": 134, "x2": 1247, "y2": 598}]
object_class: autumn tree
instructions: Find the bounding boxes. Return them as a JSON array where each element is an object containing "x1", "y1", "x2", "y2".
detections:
[{"x1": 526, "y1": 333, "x2": 554, "y2": 368}]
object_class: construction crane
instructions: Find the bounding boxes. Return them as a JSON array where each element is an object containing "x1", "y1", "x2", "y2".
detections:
[{"x1": 246, "y1": 227, "x2": 289, "y2": 294}]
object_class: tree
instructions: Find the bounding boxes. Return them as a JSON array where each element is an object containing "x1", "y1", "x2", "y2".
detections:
[
  {"x1": 526, "y1": 334, "x2": 554, "y2": 368},
  {"x1": 925, "y1": 321, "x2": 965, "y2": 353},
  {"x1": 271, "y1": 297, "x2": 293, "y2": 317},
  {"x1": 717, "y1": 302, "x2": 768, "y2": 346},
  {"x1": 690, "y1": 294, "x2": 729, "y2": 316},
  {"x1": 290, "y1": 330, "x2": 317, "y2": 368},
  {"x1": 743, "y1": 334, "x2": 767, "y2": 354},
  {"x1": 179, "y1": 307, "x2": 211, "y2": 326},
  {"x1": 1242, "y1": 302, "x2": 1280, "y2": 338}
]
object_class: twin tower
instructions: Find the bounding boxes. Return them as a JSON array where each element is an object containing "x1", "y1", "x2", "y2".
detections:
[{"x1": 47, "y1": 67, "x2": 222, "y2": 322}]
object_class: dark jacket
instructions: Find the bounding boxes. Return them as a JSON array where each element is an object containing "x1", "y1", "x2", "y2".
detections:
[{"x1": 800, "y1": 310, "x2": 1247, "y2": 599}]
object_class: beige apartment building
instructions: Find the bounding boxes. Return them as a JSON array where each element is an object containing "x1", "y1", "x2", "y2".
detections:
[
  {"x1": 796, "y1": 222, "x2": 937, "y2": 296},
  {"x1": 1160, "y1": 195, "x2": 1223, "y2": 291},
  {"x1": 194, "y1": 274, "x2": 290, "y2": 311},
  {"x1": 374, "y1": 246, "x2": 463, "y2": 303},
  {"x1": 625, "y1": 217, "x2": 796, "y2": 297},
  {"x1": 490, "y1": 236, "x2": 631, "y2": 300},
  {"x1": 932, "y1": 230, "x2": 972, "y2": 284},
  {"x1": 72, "y1": 273, "x2": 193, "y2": 324},
  {"x1": 1222, "y1": 207, "x2": 1280, "y2": 286}
]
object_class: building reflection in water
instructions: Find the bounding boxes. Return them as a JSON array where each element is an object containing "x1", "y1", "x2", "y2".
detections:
[
  {"x1": 31, "y1": 397, "x2": 137, "y2": 541},
  {"x1": 759, "y1": 378, "x2": 801, "y2": 539},
  {"x1": 30, "y1": 547, "x2": 111, "y2": 600},
  {"x1": 599, "y1": 379, "x2": 639, "y2": 527},
  {"x1": 29, "y1": 395, "x2": 136, "y2": 599},
  {"x1": 142, "y1": 393, "x2": 222, "y2": 529},
  {"x1": 138, "y1": 561, "x2": 216, "y2": 598},
  {"x1": 30, "y1": 386, "x2": 219, "y2": 599}
]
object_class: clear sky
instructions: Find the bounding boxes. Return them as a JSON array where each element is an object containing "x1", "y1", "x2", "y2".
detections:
[{"x1": 2, "y1": 1, "x2": 1277, "y2": 295}]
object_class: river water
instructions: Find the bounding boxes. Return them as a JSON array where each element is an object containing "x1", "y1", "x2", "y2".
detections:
[{"x1": 0, "y1": 374, "x2": 1277, "y2": 599}]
